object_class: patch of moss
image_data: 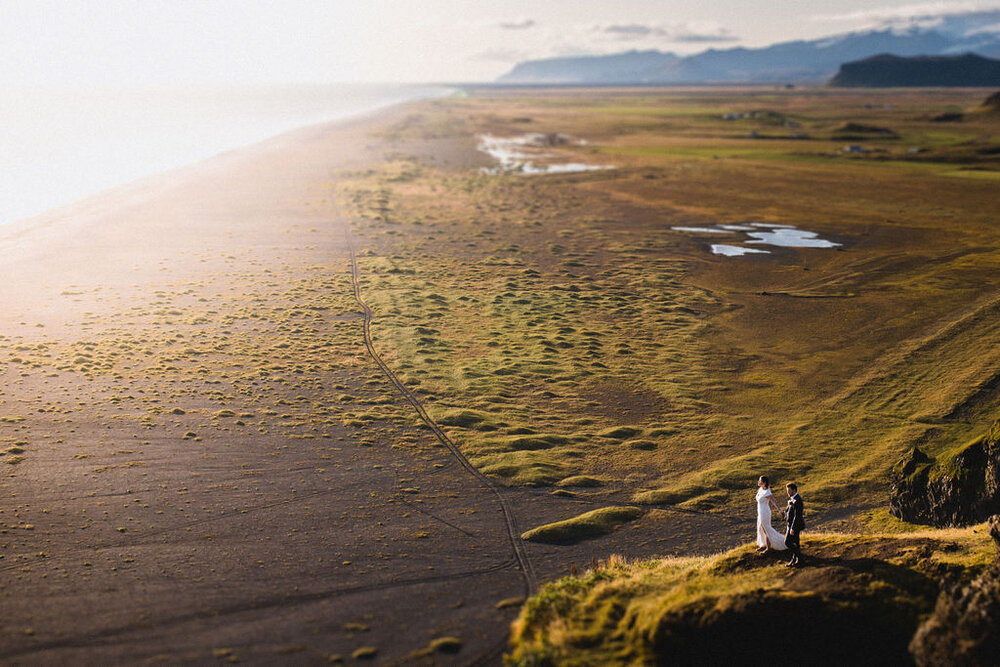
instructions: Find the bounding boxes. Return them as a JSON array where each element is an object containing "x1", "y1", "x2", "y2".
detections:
[
  {"x1": 521, "y1": 506, "x2": 644, "y2": 543},
  {"x1": 556, "y1": 475, "x2": 604, "y2": 488},
  {"x1": 626, "y1": 439, "x2": 658, "y2": 450},
  {"x1": 596, "y1": 426, "x2": 643, "y2": 440},
  {"x1": 429, "y1": 636, "x2": 462, "y2": 653},
  {"x1": 434, "y1": 408, "x2": 495, "y2": 430},
  {"x1": 471, "y1": 450, "x2": 570, "y2": 486},
  {"x1": 859, "y1": 507, "x2": 925, "y2": 534}
]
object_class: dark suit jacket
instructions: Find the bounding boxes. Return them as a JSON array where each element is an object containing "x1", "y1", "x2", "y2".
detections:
[{"x1": 786, "y1": 493, "x2": 805, "y2": 532}]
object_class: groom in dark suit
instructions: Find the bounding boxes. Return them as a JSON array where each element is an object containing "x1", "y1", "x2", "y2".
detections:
[{"x1": 782, "y1": 482, "x2": 805, "y2": 567}]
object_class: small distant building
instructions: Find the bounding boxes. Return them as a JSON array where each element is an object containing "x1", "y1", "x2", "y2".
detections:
[
  {"x1": 843, "y1": 145, "x2": 867, "y2": 154},
  {"x1": 723, "y1": 113, "x2": 740, "y2": 120}
]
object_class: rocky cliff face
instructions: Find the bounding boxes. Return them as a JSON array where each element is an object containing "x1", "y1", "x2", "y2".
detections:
[
  {"x1": 910, "y1": 516, "x2": 1000, "y2": 666},
  {"x1": 890, "y1": 420, "x2": 1000, "y2": 526}
]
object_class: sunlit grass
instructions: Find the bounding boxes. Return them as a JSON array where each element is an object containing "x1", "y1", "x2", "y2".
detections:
[
  {"x1": 332, "y1": 88, "x2": 1000, "y2": 513},
  {"x1": 507, "y1": 525, "x2": 994, "y2": 665}
]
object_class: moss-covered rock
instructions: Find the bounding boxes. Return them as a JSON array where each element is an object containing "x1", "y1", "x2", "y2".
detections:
[
  {"x1": 520, "y1": 506, "x2": 643, "y2": 543},
  {"x1": 910, "y1": 515, "x2": 1000, "y2": 666},
  {"x1": 889, "y1": 420, "x2": 1000, "y2": 526},
  {"x1": 555, "y1": 475, "x2": 604, "y2": 488}
]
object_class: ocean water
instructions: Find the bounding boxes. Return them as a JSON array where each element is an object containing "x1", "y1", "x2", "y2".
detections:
[{"x1": 0, "y1": 84, "x2": 447, "y2": 226}]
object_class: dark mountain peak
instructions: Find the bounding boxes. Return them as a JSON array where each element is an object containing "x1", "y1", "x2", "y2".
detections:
[
  {"x1": 829, "y1": 52, "x2": 1000, "y2": 87},
  {"x1": 860, "y1": 52, "x2": 992, "y2": 63}
]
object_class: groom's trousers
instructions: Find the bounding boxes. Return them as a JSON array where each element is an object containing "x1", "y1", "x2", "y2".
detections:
[{"x1": 784, "y1": 530, "x2": 801, "y2": 562}]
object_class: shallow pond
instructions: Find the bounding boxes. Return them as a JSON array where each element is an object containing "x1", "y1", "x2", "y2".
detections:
[
  {"x1": 477, "y1": 134, "x2": 613, "y2": 175},
  {"x1": 711, "y1": 244, "x2": 771, "y2": 257},
  {"x1": 745, "y1": 228, "x2": 840, "y2": 248},
  {"x1": 671, "y1": 222, "x2": 840, "y2": 257}
]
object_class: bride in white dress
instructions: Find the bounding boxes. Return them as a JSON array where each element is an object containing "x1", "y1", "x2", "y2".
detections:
[{"x1": 755, "y1": 475, "x2": 788, "y2": 553}]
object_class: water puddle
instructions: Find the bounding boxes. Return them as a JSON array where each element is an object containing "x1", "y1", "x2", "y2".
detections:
[
  {"x1": 478, "y1": 133, "x2": 613, "y2": 175},
  {"x1": 745, "y1": 228, "x2": 840, "y2": 248},
  {"x1": 671, "y1": 222, "x2": 840, "y2": 257},
  {"x1": 671, "y1": 226, "x2": 733, "y2": 234},
  {"x1": 711, "y1": 244, "x2": 771, "y2": 257}
]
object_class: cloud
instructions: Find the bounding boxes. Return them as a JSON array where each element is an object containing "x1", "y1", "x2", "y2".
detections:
[
  {"x1": 469, "y1": 48, "x2": 530, "y2": 62},
  {"x1": 672, "y1": 31, "x2": 742, "y2": 43},
  {"x1": 813, "y1": 1, "x2": 1000, "y2": 25},
  {"x1": 810, "y1": 2, "x2": 1000, "y2": 39},
  {"x1": 499, "y1": 18, "x2": 535, "y2": 30},
  {"x1": 463, "y1": 19, "x2": 740, "y2": 70},
  {"x1": 968, "y1": 20, "x2": 1000, "y2": 34},
  {"x1": 602, "y1": 24, "x2": 657, "y2": 38},
  {"x1": 596, "y1": 21, "x2": 738, "y2": 43}
]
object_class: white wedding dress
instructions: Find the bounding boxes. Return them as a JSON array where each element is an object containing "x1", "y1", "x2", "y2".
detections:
[{"x1": 756, "y1": 487, "x2": 788, "y2": 550}]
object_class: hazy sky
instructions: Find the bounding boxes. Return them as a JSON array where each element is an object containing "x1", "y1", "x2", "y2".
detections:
[{"x1": 1, "y1": 0, "x2": 997, "y2": 84}]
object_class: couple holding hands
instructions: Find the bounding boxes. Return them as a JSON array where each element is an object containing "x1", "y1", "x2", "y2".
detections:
[{"x1": 755, "y1": 476, "x2": 805, "y2": 567}]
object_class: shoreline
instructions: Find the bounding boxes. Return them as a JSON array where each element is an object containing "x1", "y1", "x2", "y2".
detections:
[
  {"x1": 0, "y1": 85, "x2": 450, "y2": 232},
  {"x1": 0, "y1": 88, "x2": 750, "y2": 663},
  {"x1": 0, "y1": 98, "x2": 437, "y2": 340},
  {"x1": 0, "y1": 95, "x2": 537, "y2": 663}
]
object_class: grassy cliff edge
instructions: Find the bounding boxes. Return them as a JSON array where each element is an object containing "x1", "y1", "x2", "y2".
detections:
[{"x1": 507, "y1": 527, "x2": 995, "y2": 665}]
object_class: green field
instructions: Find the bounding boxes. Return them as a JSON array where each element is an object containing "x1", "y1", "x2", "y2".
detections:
[{"x1": 339, "y1": 87, "x2": 1000, "y2": 514}]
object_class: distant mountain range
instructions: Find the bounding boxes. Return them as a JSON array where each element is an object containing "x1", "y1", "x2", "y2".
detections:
[
  {"x1": 829, "y1": 53, "x2": 1000, "y2": 87},
  {"x1": 497, "y1": 11, "x2": 1000, "y2": 84}
]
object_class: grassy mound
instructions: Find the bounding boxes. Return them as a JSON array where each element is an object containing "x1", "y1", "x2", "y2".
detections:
[
  {"x1": 434, "y1": 408, "x2": 497, "y2": 430},
  {"x1": 520, "y1": 506, "x2": 644, "y2": 543},
  {"x1": 555, "y1": 475, "x2": 604, "y2": 488},
  {"x1": 471, "y1": 450, "x2": 569, "y2": 486},
  {"x1": 596, "y1": 426, "x2": 644, "y2": 440},
  {"x1": 508, "y1": 527, "x2": 994, "y2": 665}
]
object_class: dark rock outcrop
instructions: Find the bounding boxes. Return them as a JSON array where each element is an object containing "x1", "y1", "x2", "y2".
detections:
[
  {"x1": 981, "y1": 91, "x2": 1000, "y2": 113},
  {"x1": 829, "y1": 53, "x2": 1000, "y2": 87},
  {"x1": 931, "y1": 111, "x2": 964, "y2": 122},
  {"x1": 910, "y1": 516, "x2": 1000, "y2": 666},
  {"x1": 889, "y1": 420, "x2": 1000, "y2": 526},
  {"x1": 831, "y1": 122, "x2": 900, "y2": 140}
]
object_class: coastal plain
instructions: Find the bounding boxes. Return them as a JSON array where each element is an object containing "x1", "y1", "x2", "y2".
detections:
[
  {"x1": 1, "y1": 87, "x2": 999, "y2": 663},
  {"x1": 345, "y1": 87, "x2": 1000, "y2": 511}
]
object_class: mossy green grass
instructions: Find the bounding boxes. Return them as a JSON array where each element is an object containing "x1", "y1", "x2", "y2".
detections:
[
  {"x1": 508, "y1": 525, "x2": 995, "y2": 664},
  {"x1": 520, "y1": 506, "x2": 645, "y2": 543}
]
